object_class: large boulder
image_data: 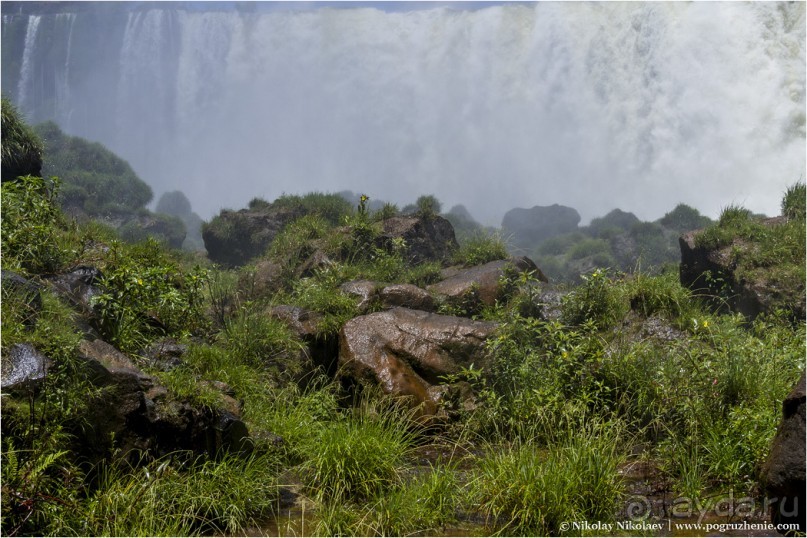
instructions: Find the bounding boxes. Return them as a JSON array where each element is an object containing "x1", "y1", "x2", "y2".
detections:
[
  {"x1": 202, "y1": 205, "x2": 304, "y2": 267},
  {"x1": 76, "y1": 339, "x2": 250, "y2": 460},
  {"x1": 501, "y1": 204, "x2": 580, "y2": 249},
  {"x1": 1, "y1": 343, "x2": 51, "y2": 393},
  {"x1": 679, "y1": 220, "x2": 806, "y2": 320},
  {"x1": 376, "y1": 215, "x2": 458, "y2": 265},
  {"x1": 761, "y1": 372, "x2": 806, "y2": 534},
  {"x1": 428, "y1": 256, "x2": 547, "y2": 310},
  {"x1": 338, "y1": 308, "x2": 497, "y2": 417},
  {"x1": 268, "y1": 305, "x2": 336, "y2": 377}
]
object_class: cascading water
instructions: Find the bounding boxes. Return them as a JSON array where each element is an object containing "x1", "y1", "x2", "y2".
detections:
[{"x1": 2, "y1": 2, "x2": 804, "y2": 225}]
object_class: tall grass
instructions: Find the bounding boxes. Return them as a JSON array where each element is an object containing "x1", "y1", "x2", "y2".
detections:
[{"x1": 470, "y1": 421, "x2": 626, "y2": 536}]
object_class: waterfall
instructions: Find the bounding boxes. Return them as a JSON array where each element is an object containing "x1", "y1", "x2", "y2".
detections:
[
  {"x1": 15, "y1": 14, "x2": 41, "y2": 110},
  {"x1": 2, "y1": 3, "x2": 804, "y2": 225}
]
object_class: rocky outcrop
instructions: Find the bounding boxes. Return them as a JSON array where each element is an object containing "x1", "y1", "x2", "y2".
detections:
[
  {"x1": 679, "y1": 221, "x2": 806, "y2": 320},
  {"x1": 203, "y1": 205, "x2": 304, "y2": 267},
  {"x1": 428, "y1": 256, "x2": 547, "y2": 310},
  {"x1": 341, "y1": 280, "x2": 437, "y2": 314},
  {"x1": 1, "y1": 343, "x2": 51, "y2": 393},
  {"x1": 45, "y1": 266, "x2": 104, "y2": 316},
  {"x1": 502, "y1": 204, "x2": 580, "y2": 249},
  {"x1": 338, "y1": 308, "x2": 497, "y2": 417},
  {"x1": 76, "y1": 339, "x2": 250, "y2": 460},
  {"x1": 761, "y1": 372, "x2": 806, "y2": 534},
  {"x1": 376, "y1": 215, "x2": 458, "y2": 265}
]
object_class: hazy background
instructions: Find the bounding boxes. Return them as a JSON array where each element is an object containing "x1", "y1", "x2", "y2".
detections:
[{"x1": 3, "y1": 1, "x2": 805, "y2": 225}]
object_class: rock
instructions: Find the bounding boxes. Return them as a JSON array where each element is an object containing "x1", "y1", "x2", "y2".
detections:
[
  {"x1": 297, "y1": 249, "x2": 335, "y2": 278},
  {"x1": 0, "y1": 343, "x2": 51, "y2": 393},
  {"x1": 376, "y1": 215, "x2": 459, "y2": 265},
  {"x1": 428, "y1": 256, "x2": 546, "y2": 310},
  {"x1": 203, "y1": 205, "x2": 304, "y2": 267},
  {"x1": 535, "y1": 287, "x2": 568, "y2": 321},
  {"x1": 679, "y1": 221, "x2": 806, "y2": 320},
  {"x1": 340, "y1": 280, "x2": 379, "y2": 313},
  {"x1": 1, "y1": 270, "x2": 43, "y2": 325},
  {"x1": 240, "y1": 259, "x2": 285, "y2": 299},
  {"x1": 761, "y1": 372, "x2": 806, "y2": 534},
  {"x1": 141, "y1": 338, "x2": 187, "y2": 372},
  {"x1": 268, "y1": 306, "x2": 337, "y2": 377},
  {"x1": 46, "y1": 266, "x2": 104, "y2": 316},
  {"x1": 379, "y1": 284, "x2": 436, "y2": 312},
  {"x1": 75, "y1": 338, "x2": 250, "y2": 460},
  {"x1": 339, "y1": 308, "x2": 497, "y2": 417},
  {"x1": 501, "y1": 204, "x2": 581, "y2": 249}
]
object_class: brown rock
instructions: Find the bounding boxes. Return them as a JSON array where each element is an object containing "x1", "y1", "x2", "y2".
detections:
[
  {"x1": 376, "y1": 215, "x2": 458, "y2": 265},
  {"x1": 429, "y1": 256, "x2": 546, "y2": 308},
  {"x1": 339, "y1": 308, "x2": 497, "y2": 417},
  {"x1": 379, "y1": 284, "x2": 436, "y2": 312}
]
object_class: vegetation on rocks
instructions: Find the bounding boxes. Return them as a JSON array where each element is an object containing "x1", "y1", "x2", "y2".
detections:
[{"x1": 2, "y1": 108, "x2": 804, "y2": 536}]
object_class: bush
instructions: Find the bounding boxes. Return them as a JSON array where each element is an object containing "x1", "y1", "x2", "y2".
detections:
[
  {"x1": 415, "y1": 194, "x2": 442, "y2": 218},
  {"x1": 658, "y1": 203, "x2": 712, "y2": 232},
  {"x1": 35, "y1": 121, "x2": 153, "y2": 215},
  {"x1": 781, "y1": 181, "x2": 806, "y2": 221},
  {"x1": 1, "y1": 175, "x2": 68, "y2": 274},
  {"x1": 453, "y1": 230, "x2": 509, "y2": 267},
  {"x1": 1, "y1": 97, "x2": 43, "y2": 180}
]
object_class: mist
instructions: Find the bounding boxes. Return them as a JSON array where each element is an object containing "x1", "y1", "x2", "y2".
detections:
[{"x1": 3, "y1": 1, "x2": 805, "y2": 225}]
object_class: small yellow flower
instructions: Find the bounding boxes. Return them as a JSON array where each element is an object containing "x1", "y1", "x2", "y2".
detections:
[
  {"x1": 702, "y1": 320, "x2": 709, "y2": 328},
  {"x1": 137, "y1": 278, "x2": 143, "y2": 285}
]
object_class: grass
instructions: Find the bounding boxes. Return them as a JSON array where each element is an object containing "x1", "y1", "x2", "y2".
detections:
[
  {"x1": 298, "y1": 395, "x2": 418, "y2": 503},
  {"x1": 453, "y1": 230, "x2": 509, "y2": 267},
  {"x1": 470, "y1": 421, "x2": 626, "y2": 536}
]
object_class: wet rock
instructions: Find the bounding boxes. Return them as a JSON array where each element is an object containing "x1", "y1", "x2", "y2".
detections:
[
  {"x1": 46, "y1": 266, "x2": 104, "y2": 316},
  {"x1": 297, "y1": 249, "x2": 334, "y2": 278},
  {"x1": 240, "y1": 259, "x2": 284, "y2": 298},
  {"x1": 761, "y1": 372, "x2": 806, "y2": 534},
  {"x1": 429, "y1": 256, "x2": 546, "y2": 309},
  {"x1": 379, "y1": 284, "x2": 436, "y2": 312},
  {"x1": 1, "y1": 270, "x2": 43, "y2": 324},
  {"x1": 269, "y1": 305, "x2": 337, "y2": 377},
  {"x1": 339, "y1": 308, "x2": 497, "y2": 417},
  {"x1": 0, "y1": 343, "x2": 51, "y2": 393},
  {"x1": 535, "y1": 287, "x2": 568, "y2": 321},
  {"x1": 340, "y1": 280, "x2": 379, "y2": 313},
  {"x1": 141, "y1": 338, "x2": 187, "y2": 372},
  {"x1": 376, "y1": 215, "x2": 458, "y2": 265},
  {"x1": 75, "y1": 339, "x2": 250, "y2": 461}
]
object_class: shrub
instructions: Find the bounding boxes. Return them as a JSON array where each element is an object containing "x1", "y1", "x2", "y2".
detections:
[
  {"x1": 781, "y1": 181, "x2": 806, "y2": 221},
  {"x1": 1, "y1": 175, "x2": 68, "y2": 274},
  {"x1": 415, "y1": 194, "x2": 442, "y2": 218},
  {"x1": 453, "y1": 230, "x2": 509, "y2": 267},
  {"x1": 1, "y1": 97, "x2": 43, "y2": 179},
  {"x1": 35, "y1": 121, "x2": 153, "y2": 215},
  {"x1": 658, "y1": 203, "x2": 712, "y2": 232}
]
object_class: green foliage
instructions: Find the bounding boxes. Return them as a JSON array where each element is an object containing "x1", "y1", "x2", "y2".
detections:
[
  {"x1": 470, "y1": 422, "x2": 625, "y2": 536},
  {"x1": 35, "y1": 121, "x2": 153, "y2": 215},
  {"x1": 781, "y1": 181, "x2": 806, "y2": 220},
  {"x1": 1, "y1": 97, "x2": 43, "y2": 180},
  {"x1": 91, "y1": 239, "x2": 207, "y2": 352},
  {"x1": 658, "y1": 203, "x2": 713, "y2": 232},
  {"x1": 156, "y1": 190, "x2": 193, "y2": 217},
  {"x1": 273, "y1": 191, "x2": 354, "y2": 225},
  {"x1": 453, "y1": 230, "x2": 509, "y2": 267},
  {"x1": 561, "y1": 268, "x2": 625, "y2": 328},
  {"x1": 415, "y1": 194, "x2": 442, "y2": 218},
  {"x1": 624, "y1": 270, "x2": 694, "y2": 325},
  {"x1": 1, "y1": 175, "x2": 68, "y2": 274},
  {"x1": 220, "y1": 307, "x2": 304, "y2": 373},
  {"x1": 73, "y1": 453, "x2": 281, "y2": 536},
  {"x1": 299, "y1": 397, "x2": 417, "y2": 503}
]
